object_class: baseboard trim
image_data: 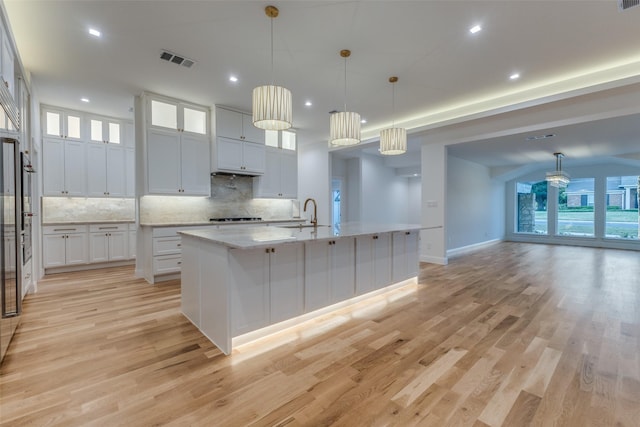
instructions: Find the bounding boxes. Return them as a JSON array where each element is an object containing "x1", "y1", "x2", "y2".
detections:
[
  {"x1": 447, "y1": 238, "x2": 502, "y2": 258},
  {"x1": 420, "y1": 255, "x2": 448, "y2": 265}
]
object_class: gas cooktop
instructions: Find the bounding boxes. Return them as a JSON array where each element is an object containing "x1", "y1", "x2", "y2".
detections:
[{"x1": 210, "y1": 217, "x2": 263, "y2": 222}]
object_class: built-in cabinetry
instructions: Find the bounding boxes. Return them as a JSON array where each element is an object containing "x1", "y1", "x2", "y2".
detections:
[
  {"x1": 142, "y1": 94, "x2": 211, "y2": 196},
  {"x1": 180, "y1": 225, "x2": 420, "y2": 355},
  {"x1": 42, "y1": 224, "x2": 89, "y2": 268},
  {"x1": 355, "y1": 233, "x2": 392, "y2": 295},
  {"x1": 43, "y1": 223, "x2": 135, "y2": 271},
  {"x1": 392, "y1": 230, "x2": 420, "y2": 282},
  {"x1": 304, "y1": 238, "x2": 355, "y2": 311},
  {"x1": 214, "y1": 106, "x2": 265, "y2": 175},
  {"x1": 253, "y1": 147, "x2": 297, "y2": 198},
  {"x1": 42, "y1": 138, "x2": 86, "y2": 196},
  {"x1": 229, "y1": 243, "x2": 304, "y2": 335},
  {"x1": 1, "y1": 26, "x2": 15, "y2": 96},
  {"x1": 41, "y1": 106, "x2": 134, "y2": 198},
  {"x1": 89, "y1": 223, "x2": 129, "y2": 263}
]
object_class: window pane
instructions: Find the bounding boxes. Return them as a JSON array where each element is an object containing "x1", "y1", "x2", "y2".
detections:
[
  {"x1": 265, "y1": 130, "x2": 278, "y2": 147},
  {"x1": 151, "y1": 100, "x2": 177, "y2": 129},
  {"x1": 605, "y1": 176, "x2": 639, "y2": 240},
  {"x1": 183, "y1": 107, "x2": 206, "y2": 134},
  {"x1": 108, "y1": 122, "x2": 121, "y2": 143},
  {"x1": 282, "y1": 130, "x2": 296, "y2": 150},
  {"x1": 516, "y1": 181, "x2": 547, "y2": 234},
  {"x1": 46, "y1": 111, "x2": 60, "y2": 136},
  {"x1": 559, "y1": 177, "x2": 594, "y2": 236},
  {"x1": 90, "y1": 119, "x2": 103, "y2": 142},
  {"x1": 67, "y1": 115, "x2": 81, "y2": 139}
]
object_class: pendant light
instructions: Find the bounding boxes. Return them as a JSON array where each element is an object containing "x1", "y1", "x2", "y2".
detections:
[
  {"x1": 546, "y1": 152, "x2": 570, "y2": 188},
  {"x1": 329, "y1": 49, "x2": 360, "y2": 146},
  {"x1": 380, "y1": 76, "x2": 407, "y2": 155},
  {"x1": 252, "y1": 5, "x2": 292, "y2": 131}
]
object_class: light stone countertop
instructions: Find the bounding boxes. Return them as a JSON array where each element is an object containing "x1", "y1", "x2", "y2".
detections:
[
  {"x1": 179, "y1": 223, "x2": 423, "y2": 250},
  {"x1": 139, "y1": 218, "x2": 306, "y2": 227},
  {"x1": 42, "y1": 220, "x2": 135, "y2": 226}
]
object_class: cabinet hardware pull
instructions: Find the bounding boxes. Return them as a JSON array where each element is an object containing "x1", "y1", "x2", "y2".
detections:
[
  {"x1": 266, "y1": 248, "x2": 270, "y2": 253},
  {"x1": 54, "y1": 228, "x2": 76, "y2": 232},
  {"x1": 271, "y1": 248, "x2": 275, "y2": 253},
  {"x1": 98, "y1": 227, "x2": 118, "y2": 230},
  {"x1": 176, "y1": 244, "x2": 181, "y2": 247},
  {"x1": 405, "y1": 232, "x2": 410, "y2": 235},
  {"x1": 177, "y1": 261, "x2": 182, "y2": 265}
]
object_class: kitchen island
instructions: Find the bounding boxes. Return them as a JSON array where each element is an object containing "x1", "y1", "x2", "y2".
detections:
[{"x1": 179, "y1": 223, "x2": 421, "y2": 355}]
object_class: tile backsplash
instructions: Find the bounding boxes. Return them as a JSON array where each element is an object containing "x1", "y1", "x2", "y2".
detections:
[{"x1": 42, "y1": 197, "x2": 135, "y2": 223}]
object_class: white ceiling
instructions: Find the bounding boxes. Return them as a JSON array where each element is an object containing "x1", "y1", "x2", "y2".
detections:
[{"x1": 4, "y1": 0, "x2": 640, "y2": 169}]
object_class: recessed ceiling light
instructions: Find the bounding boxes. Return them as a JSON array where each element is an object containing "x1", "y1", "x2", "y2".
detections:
[
  {"x1": 229, "y1": 75, "x2": 238, "y2": 82},
  {"x1": 360, "y1": 119, "x2": 367, "y2": 124},
  {"x1": 81, "y1": 98, "x2": 90, "y2": 103},
  {"x1": 510, "y1": 73, "x2": 521, "y2": 80},
  {"x1": 305, "y1": 101, "x2": 312, "y2": 107},
  {"x1": 88, "y1": 28, "x2": 101, "y2": 37},
  {"x1": 469, "y1": 25, "x2": 482, "y2": 34}
]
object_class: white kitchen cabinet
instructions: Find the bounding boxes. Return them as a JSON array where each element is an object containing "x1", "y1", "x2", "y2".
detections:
[
  {"x1": 216, "y1": 136, "x2": 265, "y2": 175},
  {"x1": 43, "y1": 138, "x2": 86, "y2": 196},
  {"x1": 392, "y1": 230, "x2": 420, "y2": 283},
  {"x1": 230, "y1": 242, "x2": 303, "y2": 335},
  {"x1": 147, "y1": 127, "x2": 210, "y2": 195},
  {"x1": 89, "y1": 224, "x2": 128, "y2": 263},
  {"x1": 86, "y1": 143, "x2": 126, "y2": 197},
  {"x1": 215, "y1": 106, "x2": 264, "y2": 144},
  {"x1": 1, "y1": 28, "x2": 14, "y2": 97},
  {"x1": 356, "y1": 233, "x2": 392, "y2": 295},
  {"x1": 124, "y1": 121, "x2": 135, "y2": 148},
  {"x1": 42, "y1": 107, "x2": 83, "y2": 141},
  {"x1": 42, "y1": 225, "x2": 89, "y2": 268},
  {"x1": 253, "y1": 147, "x2": 297, "y2": 198},
  {"x1": 305, "y1": 238, "x2": 355, "y2": 312}
]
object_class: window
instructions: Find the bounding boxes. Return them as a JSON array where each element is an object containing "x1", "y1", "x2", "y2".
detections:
[
  {"x1": 67, "y1": 115, "x2": 81, "y2": 139},
  {"x1": 46, "y1": 111, "x2": 60, "y2": 136},
  {"x1": 605, "y1": 175, "x2": 639, "y2": 240},
  {"x1": 265, "y1": 130, "x2": 278, "y2": 148},
  {"x1": 90, "y1": 119, "x2": 103, "y2": 142},
  {"x1": 108, "y1": 122, "x2": 120, "y2": 143},
  {"x1": 516, "y1": 181, "x2": 547, "y2": 234},
  {"x1": 281, "y1": 130, "x2": 296, "y2": 150},
  {"x1": 558, "y1": 177, "x2": 594, "y2": 237},
  {"x1": 183, "y1": 107, "x2": 206, "y2": 134},
  {"x1": 151, "y1": 100, "x2": 177, "y2": 129}
]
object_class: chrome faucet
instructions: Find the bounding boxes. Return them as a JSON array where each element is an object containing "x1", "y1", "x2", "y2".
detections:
[{"x1": 303, "y1": 198, "x2": 318, "y2": 227}]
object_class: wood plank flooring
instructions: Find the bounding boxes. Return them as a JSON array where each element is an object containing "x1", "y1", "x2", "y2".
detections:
[{"x1": 1, "y1": 242, "x2": 639, "y2": 426}]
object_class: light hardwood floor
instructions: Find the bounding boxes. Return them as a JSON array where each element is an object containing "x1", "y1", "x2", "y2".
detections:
[{"x1": 1, "y1": 242, "x2": 639, "y2": 426}]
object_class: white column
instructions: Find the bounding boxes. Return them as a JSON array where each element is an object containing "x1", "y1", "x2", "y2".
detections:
[
  {"x1": 298, "y1": 141, "x2": 330, "y2": 225},
  {"x1": 420, "y1": 141, "x2": 447, "y2": 265}
]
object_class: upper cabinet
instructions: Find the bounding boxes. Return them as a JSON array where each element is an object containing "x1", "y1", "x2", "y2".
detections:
[
  {"x1": 215, "y1": 107, "x2": 264, "y2": 144},
  {"x1": 41, "y1": 105, "x2": 134, "y2": 198},
  {"x1": 213, "y1": 106, "x2": 266, "y2": 176},
  {"x1": 140, "y1": 93, "x2": 211, "y2": 196},
  {"x1": 0, "y1": 27, "x2": 14, "y2": 97},
  {"x1": 254, "y1": 130, "x2": 297, "y2": 198}
]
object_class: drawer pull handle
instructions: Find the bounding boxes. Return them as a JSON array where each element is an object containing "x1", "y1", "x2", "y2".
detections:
[
  {"x1": 177, "y1": 244, "x2": 181, "y2": 247},
  {"x1": 98, "y1": 226, "x2": 118, "y2": 230},
  {"x1": 177, "y1": 261, "x2": 182, "y2": 265},
  {"x1": 53, "y1": 228, "x2": 76, "y2": 232}
]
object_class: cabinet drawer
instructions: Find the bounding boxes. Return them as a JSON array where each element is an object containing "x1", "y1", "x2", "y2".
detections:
[
  {"x1": 153, "y1": 237, "x2": 182, "y2": 255},
  {"x1": 89, "y1": 223, "x2": 129, "y2": 233},
  {"x1": 43, "y1": 224, "x2": 89, "y2": 235},
  {"x1": 153, "y1": 254, "x2": 182, "y2": 275},
  {"x1": 152, "y1": 227, "x2": 181, "y2": 238}
]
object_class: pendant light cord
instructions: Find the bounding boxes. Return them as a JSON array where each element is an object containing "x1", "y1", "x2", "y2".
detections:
[
  {"x1": 270, "y1": 16, "x2": 274, "y2": 84},
  {"x1": 343, "y1": 56, "x2": 347, "y2": 112},
  {"x1": 391, "y1": 82, "x2": 396, "y2": 128}
]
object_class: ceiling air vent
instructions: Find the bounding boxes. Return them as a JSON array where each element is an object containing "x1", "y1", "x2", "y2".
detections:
[
  {"x1": 160, "y1": 50, "x2": 196, "y2": 68},
  {"x1": 618, "y1": 0, "x2": 640, "y2": 11}
]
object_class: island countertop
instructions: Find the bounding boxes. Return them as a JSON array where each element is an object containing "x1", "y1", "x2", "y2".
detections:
[{"x1": 179, "y1": 222, "x2": 422, "y2": 249}]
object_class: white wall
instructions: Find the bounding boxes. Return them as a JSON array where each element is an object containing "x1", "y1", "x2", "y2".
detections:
[
  {"x1": 407, "y1": 176, "x2": 421, "y2": 224},
  {"x1": 299, "y1": 141, "x2": 331, "y2": 225},
  {"x1": 346, "y1": 158, "x2": 361, "y2": 222},
  {"x1": 360, "y1": 154, "x2": 410, "y2": 224},
  {"x1": 446, "y1": 155, "x2": 505, "y2": 253}
]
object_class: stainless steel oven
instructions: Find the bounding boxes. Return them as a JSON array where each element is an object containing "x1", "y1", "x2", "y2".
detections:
[{"x1": 20, "y1": 152, "x2": 33, "y2": 264}]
